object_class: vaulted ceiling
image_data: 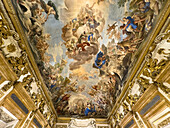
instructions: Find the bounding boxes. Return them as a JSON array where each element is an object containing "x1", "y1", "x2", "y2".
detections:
[{"x1": 7, "y1": 0, "x2": 168, "y2": 119}]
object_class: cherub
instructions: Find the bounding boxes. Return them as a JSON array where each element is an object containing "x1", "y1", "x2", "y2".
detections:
[
  {"x1": 94, "y1": 29, "x2": 103, "y2": 40},
  {"x1": 86, "y1": 2, "x2": 96, "y2": 11},
  {"x1": 32, "y1": 8, "x2": 46, "y2": 24},
  {"x1": 108, "y1": 29, "x2": 121, "y2": 40},
  {"x1": 107, "y1": 22, "x2": 117, "y2": 35},
  {"x1": 78, "y1": 84, "x2": 85, "y2": 92},
  {"x1": 85, "y1": 2, "x2": 96, "y2": 16}
]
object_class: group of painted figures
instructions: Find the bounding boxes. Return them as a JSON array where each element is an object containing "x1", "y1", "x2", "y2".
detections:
[
  {"x1": 62, "y1": 2, "x2": 103, "y2": 53},
  {"x1": 15, "y1": 0, "x2": 163, "y2": 117},
  {"x1": 16, "y1": 0, "x2": 58, "y2": 62}
]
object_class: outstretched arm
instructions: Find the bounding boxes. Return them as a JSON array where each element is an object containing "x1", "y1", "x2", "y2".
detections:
[
  {"x1": 123, "y1": 21, "x2": 131, "y2": 30},
  {"x1": 119, "y1": 19, "x2": 124, "y2": 24},
  {"x1": 123, "y1": 24, "x2": 128, "y2": 30},
  {"x1": 134, "y1": 18, "x2": 145, "y2": 24},
  {"x1": 90, "y1": 2, "x2": 96, "y2": 9}
]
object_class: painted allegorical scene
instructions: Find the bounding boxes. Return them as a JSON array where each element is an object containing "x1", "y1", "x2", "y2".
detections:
[{"x1": 12, "y1": 0, "x2": 165, "y2": 118}]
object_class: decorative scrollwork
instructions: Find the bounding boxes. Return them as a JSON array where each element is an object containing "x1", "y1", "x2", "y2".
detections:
[
  {"x1": 0, "y1": 18, "x2": 10, "y2": 43},
  {"x1": 31, "y1": 93, "x2": 43, "y2": 106},
  {"x1": 158, "y1": 117, "x2": 170, "y2": 128},
  {"x1": 122, "y1": 102, "x2": 130, "y2": 115},
  {"x1": 7, "y1": 52, "x2": 29, "y2": 77},
  {"x1": 154, "y1": 31, "x2": 170, "y2": 44},
  {"x1": 137, "y1": 77, "x2": 151, "y2": 93},
  {"x1": 155, "y1": 82, "x2": 170, "y2": 94},
  {"x1": 0, "y1": 9, "x2": 56, "y2": 127},
  {"x1": 39, "y1": 99, "x2": 46, "y2": 113},
  {"x1": 146, "y1": 58, "x2": 167, "y2": 79},
  {"x1": 1, "y1": 81, "x2": 13, "y2": 91},
  {"x1": 126, "y1": 94, "x2": 139, "y2": 107}
]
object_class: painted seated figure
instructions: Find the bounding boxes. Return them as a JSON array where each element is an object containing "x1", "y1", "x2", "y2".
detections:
[
  {"x1": 85, "y1": 104, "x2": 91, "y2": 116},
  {"x1": 94, "y1": 51, "x2": 106, "y2": 69},
  {"x1": 84, "y1": 104, "x2": 96, "y2": 116}
]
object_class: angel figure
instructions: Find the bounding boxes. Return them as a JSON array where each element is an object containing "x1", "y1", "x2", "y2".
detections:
[
  {"x1": 107, "y1": 22, "x2": 117, "y2": 35},
  {"x1": 40, "y1": 0, "x2": 59, "y2": 21}
]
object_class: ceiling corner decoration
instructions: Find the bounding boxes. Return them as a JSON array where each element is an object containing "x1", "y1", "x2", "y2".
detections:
[
  {"x1": 4, "y1": 0, "x2": 168, "y2": 118},
  {"x1": 68, "y1": 118, "x2": 96, "y2": 128}
]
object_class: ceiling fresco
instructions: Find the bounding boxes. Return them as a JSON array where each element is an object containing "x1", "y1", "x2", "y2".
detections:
[{"x1": 12, "y1": 0, "x2": 164, "y2": 118}]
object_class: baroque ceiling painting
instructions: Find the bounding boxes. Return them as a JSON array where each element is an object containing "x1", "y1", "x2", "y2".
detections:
[{"x1": 12, "y1": 0, "x2": 164, "y2": 118}]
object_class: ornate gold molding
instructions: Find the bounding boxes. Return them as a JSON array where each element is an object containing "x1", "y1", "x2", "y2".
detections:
[
  {"x1": 158, "y1": 117, "x2": 170, "y2": 128},
  {"x1": 1, "y1": 0, "x2": 58, "y2": 119},
  {"x1": 0, "y1": 1, "x2": 58, "y2": 127}
]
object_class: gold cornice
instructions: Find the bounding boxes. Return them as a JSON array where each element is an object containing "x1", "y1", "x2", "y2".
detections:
[
  {"x1": 131, "y1": 84, "x2": 158, "y2": 111},
  {"x1": 57, "y1": 117, "x2": 108, "y2": 124},
  {"x1": 1, "y1": 0, "x2": 58, "y2": 119},
  {"x1": 13, "y1": 82, "x2": 36, "y2": 110},
  {"x1": 157, "y1": 115, "x2": 170, "y2": 127},
  {"x1": 152, "y1": 110, "x2": 170, "y2": 125},
  {"x1": 0, "y1": 51, "x2": 17, "y2": 81},
  {"x1": 120, "y1": 112, "x2": 133, "y2": 127},
  {"x1": 154, "y1": 61, "x2": 170, "y2": 84},
  {"x1": 108, "y1": 0, "x2": 170, "y2": 121}
]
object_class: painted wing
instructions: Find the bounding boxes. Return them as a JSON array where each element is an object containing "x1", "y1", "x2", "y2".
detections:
[
  {"x1": 40, "y1": 0, "x2": 48, "y2": 13},
  {"x1": 47, "y1": 0, "x2": 59, "y2": 20}
]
